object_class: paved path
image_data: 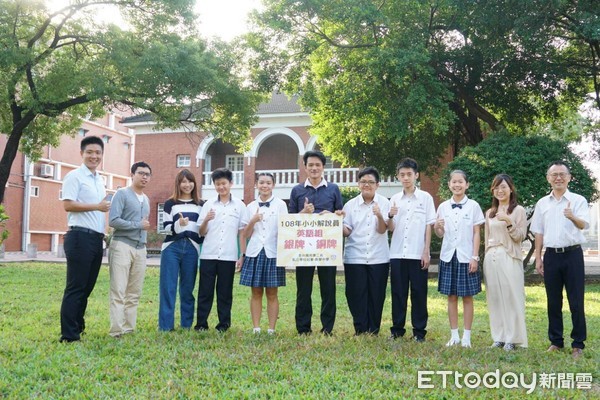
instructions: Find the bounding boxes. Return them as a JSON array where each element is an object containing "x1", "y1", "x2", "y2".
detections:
[{"x1": 2, "y1": 251, "x2": 599, "y2": 280}]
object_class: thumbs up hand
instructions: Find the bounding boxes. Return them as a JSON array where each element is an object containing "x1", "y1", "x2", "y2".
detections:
[
  {"x1": 563, "y1": 201, "x2": 574, "y2": 220},
  {"x1": 389, "y1": 202, "x2": 398, "y2": 218},
  {"x1": 251, "y1": 207, "x2": 263, "y2": 223},
  {"x1": 179, "y1": 212, "x2": 189, "y2": 227},
  {"x1": 372, "y1": 202, "x2": 382, "y2": 218},
  {"x1": 302, "y1": 197, "x2": 314, "y2": 214}
]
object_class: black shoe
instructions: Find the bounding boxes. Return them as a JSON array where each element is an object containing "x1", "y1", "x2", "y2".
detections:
[
  {"x1": 298, "y1": 330, "x2": 312, "y2": 336},
  {"x1": 320, "y1": 328, "x2": 333, "y2": 336},
  {"x1": 59, "y1": 337, "x2": 80, "y2": 343},
  {"x1": 412, "y1": 336, "x2": 425, "y2": 343},
  {"x1": 390, "y1": 333, "x2": 403, "y2": 340},
  {"x1": 194, "y1": 326, "x2": 208, "y2": 332}
]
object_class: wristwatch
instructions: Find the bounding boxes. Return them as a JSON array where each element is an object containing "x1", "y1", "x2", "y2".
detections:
[
  {"x1": 388, "y1": 213, "x2": 394, "y2": 219},
  {"x1": 471, "y1": 255, "x2": 480, "y2": 262}
]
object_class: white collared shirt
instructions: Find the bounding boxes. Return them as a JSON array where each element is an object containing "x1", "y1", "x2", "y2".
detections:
[
  {"x1": 245, "y1": 196, "x2": 288, "y2": 258},
  {"x1": 342, "y1": 193, "x2": 390, "y2": 264},
  {"x1": 304, "y1": 178, "x2": 327, "y2": 189},
  {"x1": 530, "y1": 190, "x2": 589, "y2": 248},
  {"x1": 437, "y1": 196, "x2": 485, "y2": 263},
  {"x1": 199, "y1": 195, "x2": 248, "y2": 261},
  {"x1": 62, "y1": 164, "x2": 106, "y2": 234},
  {"x1": 389, "y1": 188, "x2": 436, "y2": 260}
]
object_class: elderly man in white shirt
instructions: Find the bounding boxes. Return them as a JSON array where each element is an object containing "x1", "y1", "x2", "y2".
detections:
[
  {"x1": 531, "y1": 161, "x2": 589, "y2": 359},
  {"x1": 343, "y1": 167, "x2": 391, "y2": 335}
]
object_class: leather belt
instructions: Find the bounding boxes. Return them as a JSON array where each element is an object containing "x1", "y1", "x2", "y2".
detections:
[
  {"x1": 546, "y1": 245, "x2": 581, "y2": 254},
  {"x1": 70, "y1": 226, "x2": 104, "y2": 238}
]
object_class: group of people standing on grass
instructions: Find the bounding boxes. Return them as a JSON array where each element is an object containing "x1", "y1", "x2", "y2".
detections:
[{"x1": 59, "y1": 136, "x2": 589, "y2": 360}]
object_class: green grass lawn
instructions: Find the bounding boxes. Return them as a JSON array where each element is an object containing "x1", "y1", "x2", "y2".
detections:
[{"x1": 0, "y1": 263, "x2": 598, "y2": 399}]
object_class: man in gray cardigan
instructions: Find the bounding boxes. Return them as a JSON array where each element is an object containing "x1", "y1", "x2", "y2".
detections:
[{"x1": 108, "y1": 161, "x2": 152, "y2": 338}]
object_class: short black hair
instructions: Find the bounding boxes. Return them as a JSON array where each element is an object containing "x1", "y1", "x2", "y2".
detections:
[
  {"x1": 358, "y1": 166, "x2": 380, "y2": 183},
  {"x1": 303, "y1": 150, "x2": 326, "y2": 166},
  {"x1": 211, "y1": 167, "x2": 233, "y2": 182},
  {"x1": 397, "y1": 158, "x2": 418, "y2": 173},
  {"x1": 547, "y1": 160, "x2": 571, "y2": 175},
  {"x1": 131, "y1": 161, "x2": 152, "y2": 174},
  {"x1": 80, "y1": 136, "x2": 104, "y2": 152}
]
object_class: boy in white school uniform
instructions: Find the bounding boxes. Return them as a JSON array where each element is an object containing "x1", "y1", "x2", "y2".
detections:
[
  {"x1": 194, "y1": 168, "x2": 248, "y2": 332},
  {"x1": 342, "y1": 167, "x2": 391, "y2": 335},
  {"x1": 388, "y1": 158, "x2": 436, "y2": 342}
]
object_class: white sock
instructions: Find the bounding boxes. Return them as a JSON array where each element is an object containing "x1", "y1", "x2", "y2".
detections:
[
  {"x1": 253, "y1": 327, "x2": 261, "y2": 334},
  {"x1": 462, "y1": 329, "x2": 471, "y2": 342},
  {"x1": 267, "y1": 329, "x2": 275, "y2": 335},
  {"x1": 451, "y1": 328, "x2": 460, "y2": 340}
]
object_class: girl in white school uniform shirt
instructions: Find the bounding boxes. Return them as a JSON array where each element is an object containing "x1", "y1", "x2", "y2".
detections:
[
  {"x1": 434, "y1": 170, "x2": 485, "y2": 348},
  {"x1": 239, "y1": 173, "x2": 288, "y2": 334}
]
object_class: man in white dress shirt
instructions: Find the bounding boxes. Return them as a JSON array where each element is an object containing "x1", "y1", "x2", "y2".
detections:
[
  {"x1": 60, "y1": 136, "x2": 110, "y2": 343},
  {"x1": 531, "y1": 161, "x2": 589, "y2": 359}
]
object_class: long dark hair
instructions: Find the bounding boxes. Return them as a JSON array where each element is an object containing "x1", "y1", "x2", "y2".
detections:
[
  {"x1": 171, "y1": 169, "x2": 200, "y2": 204},
  {"x1": 489, "y1": 174, "x2": 518, "y2": 218}
]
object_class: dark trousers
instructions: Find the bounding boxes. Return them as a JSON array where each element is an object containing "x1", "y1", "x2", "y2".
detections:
[
  {"x1": 60, "y1": 230, "x2": 104, "y2": 341},
  {"x1": 295, "y1": 266, "x2": 337, "y2": 334},
  {"x1": 543, "y1": 247, "x2": 587, "y2": 349},
  {"x1": 390, "y1": 258, "x2": 429, "y2": 339},
  {"x1": 344, "y1": 263, "x2": 389, "y2": 335},
  {"x1": 195, "y1": 259, "x2": 235, "y2": 331}
]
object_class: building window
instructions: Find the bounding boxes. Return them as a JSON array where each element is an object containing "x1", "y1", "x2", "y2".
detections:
[
  {"x1": 78, "y1": 128, "x2": 88, "y2": 137},
  {"x1": 31, "y1": 186, "x2": 40, "y2": 197},
  {"x1": 325, "y1": 157, "x2": 334, "y2": 169},
  {"x1": 59, "y1": 190, "x2": 63, "y2": 200},
  {"x1": 177, "y1": 154, "x2": 191, "y2": 168},
  {"x1": 157, "y1": 203, "x2": 168, "y2": 233},
  {"x1": 225, "y1": 155, "x2": 244, "y2": 171},
  {"x1": 102, "y1": 134, "x2": 111, "y2": 143}
]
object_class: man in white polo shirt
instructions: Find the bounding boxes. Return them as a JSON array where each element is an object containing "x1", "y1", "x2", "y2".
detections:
[
  {"x1": 60, "y1": 136, "x2": 111, "y2": 343},
  {"x1": 531, "y1": 160, "x2": 589, "y2": 359}
]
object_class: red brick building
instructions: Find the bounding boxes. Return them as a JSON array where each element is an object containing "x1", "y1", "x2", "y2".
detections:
[
  {"x1": 0, "y1": 112, "x2": 135, "y2": 252},
  {"x1": 126, "y1": 92, "x2": 442, "y2": 233}
]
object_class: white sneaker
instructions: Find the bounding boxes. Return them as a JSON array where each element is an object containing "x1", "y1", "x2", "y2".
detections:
[
  {"x1": 461, "y1": 339, "x2": 472, "y2": 348},
  {"x1": 253, "y1": 328, "x2": 261, "y2": 334},
  {"x1": 446, "y1": 338, "x2": 460, "y2": 347}
]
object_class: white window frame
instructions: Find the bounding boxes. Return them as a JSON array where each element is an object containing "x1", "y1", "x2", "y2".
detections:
[
  {"x1": 225, "y1": 155, "x2": 244, "y2": 171},
  {"x1": 324, "y1": 157, "x2": 334, "y2": 169},
  {"x1": 177, "y1": 154, "x2": 191, "y2": 168},
  {"x1": 157, "y1": 203, "x2": 168, "y2": 233},
  {"x1": 30, "y1": 186, "x2": 40, "y2": 197}
]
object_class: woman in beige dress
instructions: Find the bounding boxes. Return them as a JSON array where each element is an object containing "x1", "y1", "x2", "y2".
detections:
[{"x1": 484, "y1": 174, "x2": 528, "y2": 351}]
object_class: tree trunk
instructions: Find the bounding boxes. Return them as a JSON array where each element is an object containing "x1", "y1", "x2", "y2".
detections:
[{"x1": 0, "y1": 128, "x2": 25, "y2": 203}]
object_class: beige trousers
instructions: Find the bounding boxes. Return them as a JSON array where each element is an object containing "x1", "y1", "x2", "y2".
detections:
[{"x1": 108, "y1": 239, "x2": 147, "y2": 337}]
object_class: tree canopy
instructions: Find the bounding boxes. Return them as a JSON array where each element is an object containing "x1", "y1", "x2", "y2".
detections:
[
  {"x1": 247, "y1": 0, "x2": 600, "y2": 176},
  {"x1": 439, "y1": 133, "x2": 598, "y2": 212},
  {"x1": 0, "y1": 0, "x2": 264, "y2": 202}
]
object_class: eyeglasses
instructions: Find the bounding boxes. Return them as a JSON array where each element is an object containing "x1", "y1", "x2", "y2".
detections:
[
  {"x1": 359, "y1": 180, "x2": 377, "y2": 186},
  {"x1": 548, "y1": 172, "x2": 569, "y2": 179},
  {"x1": 136, "y1": 171, "x2": 152, "y2": 178}
]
